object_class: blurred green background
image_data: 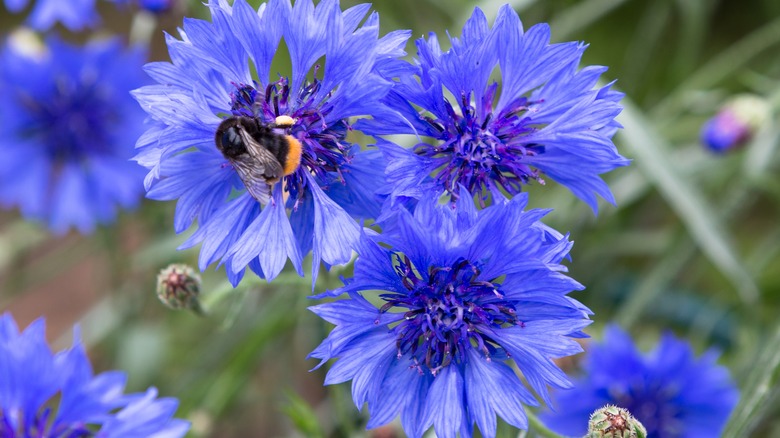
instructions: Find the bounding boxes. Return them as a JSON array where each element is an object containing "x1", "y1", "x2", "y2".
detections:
[{"x1": 1, "y1": 0, "x2": 779, "y2": 436}]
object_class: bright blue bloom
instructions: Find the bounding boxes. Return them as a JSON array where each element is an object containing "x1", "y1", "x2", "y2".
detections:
[
  {"x1": 3, "y1": 0, "x2": 99, "y2": 30},
  {"x1": 0, "y1": 36, "x2": 148, "y2": 234},
  {"x1": 133, "y1": 0, "x2": 410, "y2": 286},
  {"x1": 359, "y1": 5, "x2": 629, "y2": 213},
  {"x1": 0, "y1": 313, "x2": 189, "y2": 437},
  {"x1": 541, "y1": 325, "x2": 739, "y2": 438},
  {"x1": 309, "y1": 191, "x2": 591, "y2": 438}
]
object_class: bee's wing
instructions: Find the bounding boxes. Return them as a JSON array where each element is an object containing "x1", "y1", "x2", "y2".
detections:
[
  {"x1": 230, "y1": 156, "x2": 273, "y2": 204},
  {"x1": 231, "y1": 130, "x2": 285, "y2": 205}
]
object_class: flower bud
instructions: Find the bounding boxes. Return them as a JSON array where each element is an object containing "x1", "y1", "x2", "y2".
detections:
[
  {"x1": 587, "y1": 405, "x2": 647, "y2": 438},
  {"x1": 700, "y1": 94, "x2": 770, "y2": 153},
  {"x1": 156, "y1": 264, "x2": 205, "y2": 315}
]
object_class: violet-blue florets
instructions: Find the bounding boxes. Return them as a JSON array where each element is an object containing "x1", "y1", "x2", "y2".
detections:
[
  {"x1": 384, "y1": 255, "x2": 521, "y2": 375},
  {"x1": 31, "y1": 74, "x2": 116, "y2": 161},
  {"x1": 418, "y1": 88, "x2": 546, "y2": 204}
]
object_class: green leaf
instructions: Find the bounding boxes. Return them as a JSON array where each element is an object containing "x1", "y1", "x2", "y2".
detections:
[
  {"x1": 281, "y1": 390, "x2": 325, "y2": 438},
  {"x1": 722, "y1": 324, "x2": 780, "y2": 437}
]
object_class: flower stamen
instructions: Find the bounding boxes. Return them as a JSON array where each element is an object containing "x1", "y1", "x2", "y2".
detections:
[{"x1": 380, "y1": 255, "x2": 522, "y2": 374}]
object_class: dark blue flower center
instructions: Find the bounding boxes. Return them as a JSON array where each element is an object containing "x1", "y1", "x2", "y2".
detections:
[
  {"x1": 416, "y1": 84, "x2": 546, "y2": 206},
  {"x1": 611, "y1": 382, "x2": 683, "y2": 438},
  {"x1": 379, "y1": 255, "x2": 523, "y2": 376},
  {"x1": 1, "y1": 405, "x2": 93, "y2": 438},
  {"x1": 21, "y1": 77, "x2": 115, "y2": 163},
  {"x1": 228, "y1": 76, "x2": 351, "y2": 207}
]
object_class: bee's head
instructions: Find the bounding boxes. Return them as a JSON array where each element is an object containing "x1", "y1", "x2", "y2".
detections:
[{"x1": 216, "y1": 117, "x2": 251, "y2": 158}]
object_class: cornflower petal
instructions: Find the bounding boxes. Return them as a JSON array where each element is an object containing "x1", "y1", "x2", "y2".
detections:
[{"x1": 228, "y1": 185, "x2": 303, "y2": 279}]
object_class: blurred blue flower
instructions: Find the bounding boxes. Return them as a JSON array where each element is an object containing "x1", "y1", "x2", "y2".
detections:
[
  {"x1": 541, "y1": 325, "x2": 739, "y2": 438},
  {"x1": 133, "y1": 0, "x2": 410, "y2": 286},
  {"x1": 359, "y1": 6, "x2": 629, "y2": 213},
  {"x1": 700, "y1": 94, "x2": 770, "y2": 154},
  {"x1": 309, "y1": 191, "x2": 591, "y2": 438},
  {"x1": 0, "y1": 313, "x2": 189, "y2": 437},
  {"x1": 3, "y1": 0, "x2": 99, "y2": 30},
  {"x1": 108, "y1": 0, "x2": 175, "y2": 14},
  {"x1": 701, "y1": 110, "x2": 748, "y2": 153},
  {"x1": 0, "y1": 35, "x2": 148, "y2": 234}
]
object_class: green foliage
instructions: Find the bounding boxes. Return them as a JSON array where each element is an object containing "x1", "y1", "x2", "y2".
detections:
[{"x1": 281, "y1": 390, "x2": 326, "y2": 438}]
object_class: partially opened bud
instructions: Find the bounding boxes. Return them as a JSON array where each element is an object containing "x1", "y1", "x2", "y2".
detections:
[
  {"x1": 587, "y1": 405, "x2": 647, "y2": 438},
  {"x1": 700, "y1": 94, "x2": 770, "y2": 153},
  {"x1": 113, "y1": 0, "x2": 177, "y2": 14},
  {"x1": 137, "y1": 0, "x2": 175, "y2": 13},
  {"x1": 156, "y1": 264, "x2": 205, "y2": 315}
]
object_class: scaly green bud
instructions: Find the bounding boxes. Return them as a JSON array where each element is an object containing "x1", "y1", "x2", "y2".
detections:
[
  {"x1": 156, "y1": 264, "x2": 205, "y2": 315},
  {"x1": 586, "y1": 405, "x2": 647, "y2": 438}
]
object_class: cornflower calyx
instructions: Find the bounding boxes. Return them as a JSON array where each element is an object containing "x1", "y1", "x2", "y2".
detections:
[
  {"x1": 227, "y1": 77, "x2": 351, "y2": 205},
  {"x1": 156, "y1": 263, "x2": 204, "y2": 314},
  {"x1": 380, "y1": 255, "x2": 522, "y2": 376},
  {"x1": 587, "y1": 405, "x2": 647, "y2": 438},
  {"x1": 417, "y1": 87, "x2": 545, "y2": 205}
]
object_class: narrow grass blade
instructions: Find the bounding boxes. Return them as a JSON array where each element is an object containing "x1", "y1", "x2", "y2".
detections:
[
  {"x1": 617, "y1": 99, "x2": 759, "y2": 303},
  {"x1": 722, "y1": 324, "x2": 780, "y2": 437}
]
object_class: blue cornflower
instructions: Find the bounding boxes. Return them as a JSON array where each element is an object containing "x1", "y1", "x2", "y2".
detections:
[
  {"x1": 133, "y1": 0, "x2": 410, "y2": 286},
  {"x1": 0, "y1": 313, "x2": 189, "y2": 437},
  {"x1": 359, "y1": 5, "x2": 629, "y2": 213},
  {"x1": 0, "y1": 35, "x2": 148, "y2": 234},
  {"x1": 309, "y1": 190, "x2": 591, "y2": 438},
  {"x1": 541, "y1": 325, "x2": 739, "y2": 438},
  {"x1": 3, "y1": 0, "x2": 98, "y2": 31}
]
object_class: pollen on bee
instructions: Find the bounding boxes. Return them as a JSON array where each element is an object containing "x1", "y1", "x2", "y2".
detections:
[{"x1": 274, "y1": 115, "x2": 295, "y2": 127}]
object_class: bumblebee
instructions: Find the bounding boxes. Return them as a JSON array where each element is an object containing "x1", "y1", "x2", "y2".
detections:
[{"x1": 215, "y1": 115, "x2": 302, "y2": 204}]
